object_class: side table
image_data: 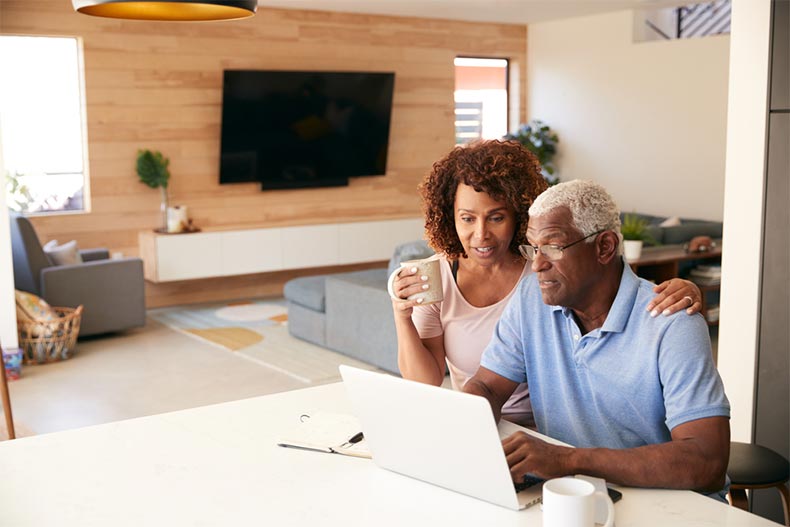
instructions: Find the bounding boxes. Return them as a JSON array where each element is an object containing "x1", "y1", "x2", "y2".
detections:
[{"x1": 628, "y1": 243, "x2": 722, "y2": 326}]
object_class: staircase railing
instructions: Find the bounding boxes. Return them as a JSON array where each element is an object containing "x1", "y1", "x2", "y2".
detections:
[
  {"x1": 643, "y1": 0, "x2": 731, "y2": 41},
  {"x1": 677, "y1": 0, "x2": 731, "y2": 38}
]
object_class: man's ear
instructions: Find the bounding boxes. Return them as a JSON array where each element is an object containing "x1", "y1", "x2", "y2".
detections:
[{"x1": 597, "y1": 231, "x2": 620, "y2": 264}]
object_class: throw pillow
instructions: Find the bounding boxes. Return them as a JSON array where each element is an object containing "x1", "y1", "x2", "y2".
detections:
[
  {"x1": 387, "y1": 240, "x2": 435, "y2": 277},
  {"x1": 14, "y1": 290, "x2": 61, "y2": 342},
  {"x1": 15, "y1": 290, "x2": 57, "y2": 321},
  {"x1": 659, "y1": 216, "x2": 682, "y2": 228},
  {"x1": 43, "y1": 239, "x2": 83, "y2": 266}
]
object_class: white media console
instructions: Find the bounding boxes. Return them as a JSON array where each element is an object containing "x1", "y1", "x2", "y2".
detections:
[{"x1": 138, "y1": 217, "x2": 424, "y2": 282}]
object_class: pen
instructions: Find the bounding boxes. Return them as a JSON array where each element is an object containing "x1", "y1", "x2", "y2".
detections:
[{"x1": 347, "y1": 432, "x2": 364, "y2": 444}]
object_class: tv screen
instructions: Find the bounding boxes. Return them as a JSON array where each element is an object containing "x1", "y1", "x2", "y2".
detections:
[{"x1": 219, "y1": 70, "x2": 395, "y2": 190}]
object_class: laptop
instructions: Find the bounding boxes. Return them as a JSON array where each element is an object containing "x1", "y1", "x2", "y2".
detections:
[{"x1": 339, "y1": 365, "x2": 543, "y2": 510}]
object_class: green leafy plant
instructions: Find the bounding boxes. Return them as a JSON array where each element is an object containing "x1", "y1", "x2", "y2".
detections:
[
  {"x1": 5, "y1": 170, "x2": 35, "y2": 212},
  {"x1": 621, "y1": 213, "x2": 657, "y2": 244},
  {"x1": 504, "y1": 120, "x2": 559, "y2": 185},
  {"x1": 136, "y1": 149, "x2": 171, "y2": 231}
]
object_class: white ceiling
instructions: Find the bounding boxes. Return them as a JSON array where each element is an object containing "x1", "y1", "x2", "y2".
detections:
[{"x1": 257, "y1": 0, "x2": 692, "y2": 25}]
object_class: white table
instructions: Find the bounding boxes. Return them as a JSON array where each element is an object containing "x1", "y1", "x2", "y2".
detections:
[{"x1": 0, "y1": 383, "x2": 778, "y2": 526}]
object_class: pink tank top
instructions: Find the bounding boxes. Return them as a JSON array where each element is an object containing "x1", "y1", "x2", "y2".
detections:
[{"x1": 411, "y1": 256, "x2": 533, "y2": 427}]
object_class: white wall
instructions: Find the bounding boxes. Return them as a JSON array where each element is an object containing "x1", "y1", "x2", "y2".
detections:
[
  {"x1": 717, "y1": 0, "x2": 772, "y2": 443},
  {"x1": 527, "y1": 10, "x2": 729, "y2": 221},
  {"x1": 0, "y1": 119, "x2": 19, "y2": 349}
]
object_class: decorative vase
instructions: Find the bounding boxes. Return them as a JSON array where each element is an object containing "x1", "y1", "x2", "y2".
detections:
[
  {"x1": 623, "y1": 240, "x2": 643, "y2": 261},
  {"x1": 159, "y1": 187, "x2": 169, "y2": 233}
]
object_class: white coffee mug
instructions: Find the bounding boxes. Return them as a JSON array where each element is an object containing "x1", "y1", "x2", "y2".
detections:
[
  {"x1": 542, "y1": 477, "x2": 615, "y2": 527},
  {"x1": 387, "y1": 255, "x2": 443, "y2": 306}
]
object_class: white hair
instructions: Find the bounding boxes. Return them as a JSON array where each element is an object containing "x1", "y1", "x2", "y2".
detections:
[{"x1": 529, "y1": 180, "x2": 623, "y2": 252}]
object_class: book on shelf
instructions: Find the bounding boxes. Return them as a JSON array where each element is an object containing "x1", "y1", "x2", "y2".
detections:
[
  {"x1": 706, "y1": 304, "x2": 720, "y2": 323},
  {"x1": 689, "y1": 265, "x2": 722, "y2": 286},
  {"x1": 277, "y1": 412, "x2": 371, "y2": 459},
  {"x1": 690, "y1": 276, "x2": 721, "y2": 286},
  {"x1": 690, "y1": 266, "x2": 721, "y2": 276}
]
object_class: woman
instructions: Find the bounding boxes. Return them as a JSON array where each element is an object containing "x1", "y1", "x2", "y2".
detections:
[{"x1": 390, "y1": 140, "x2": 702, "y2": 427}]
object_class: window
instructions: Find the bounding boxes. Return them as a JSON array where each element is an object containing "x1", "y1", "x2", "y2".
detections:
[
  {"x1": 0, "y1": 36, "x2": 88, "y2": 213},
  {"x1": 454, "y1": 57, "x2": 509, "y2": 144}
]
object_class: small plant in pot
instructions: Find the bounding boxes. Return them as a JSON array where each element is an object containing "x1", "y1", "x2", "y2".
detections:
[
  {"x1": 136, "y1": 149, "x2": 171, "y2": 232},
  {"x1": 620, "y1": 213, "x2": 657, "y2": 261}
]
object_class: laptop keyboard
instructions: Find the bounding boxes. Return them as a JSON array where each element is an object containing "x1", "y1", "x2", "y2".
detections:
[{"x1": 514, "y1": 474, "x2": 544, "y2": 493}]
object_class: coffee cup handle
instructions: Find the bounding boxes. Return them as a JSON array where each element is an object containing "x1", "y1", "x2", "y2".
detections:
[
  {"x1": 594, "y1": 491, "x2": 615, "y2": 527},
  {"x1": 387, "y1": 266, "x2": 407, "y2": 302}
]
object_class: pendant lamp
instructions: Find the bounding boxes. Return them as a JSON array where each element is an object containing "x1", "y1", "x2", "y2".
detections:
[{"x1": 72, "y1": 0, "x2": 257, "y2": 21}]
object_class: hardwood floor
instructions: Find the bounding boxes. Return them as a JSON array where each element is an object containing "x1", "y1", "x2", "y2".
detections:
[{"x1": 4, "y1": 315, "x2": 355, "y2": 437}]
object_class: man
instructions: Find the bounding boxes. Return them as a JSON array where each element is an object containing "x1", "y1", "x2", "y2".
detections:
[{"x1": 464, "y1": 180, "x2": 730, "y2": 499}]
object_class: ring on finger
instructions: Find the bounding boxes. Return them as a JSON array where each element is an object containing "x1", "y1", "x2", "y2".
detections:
[{"x1": 682, "y1": 295, "x2": 693, "y2": 306}]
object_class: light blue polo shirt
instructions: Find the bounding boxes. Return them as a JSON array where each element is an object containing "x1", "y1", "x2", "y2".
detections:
[{"x1": 480, "y1": 264, "x2": 730, "y2": 450}]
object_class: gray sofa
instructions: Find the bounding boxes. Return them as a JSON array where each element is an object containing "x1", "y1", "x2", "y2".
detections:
[
  {"x1": 622, "y1": 213, "x2": 723, "y2": 246},
  {"x1": 284, "y1": 240, "x2": 434, "y2": 374},
  {"x1": 285, "y1": 213, "x2": 722, "y2": 372},
  {"x1": 9, "y1": 212, "x2": 146, "y2": 337}
]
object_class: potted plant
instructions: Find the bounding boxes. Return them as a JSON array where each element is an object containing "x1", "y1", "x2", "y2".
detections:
[
  {"x1": 136, "y1": 149, "x2": 171, "y2": 232},
  {"x1": 504, "y1": 120, "x2": 560, "y2": 185},
  {"x1": 620, "y1": 213, "x2": 657, "y2": 261},
  {"x1": 5, "y1": 170, "x2": 35, "y2": 212}
]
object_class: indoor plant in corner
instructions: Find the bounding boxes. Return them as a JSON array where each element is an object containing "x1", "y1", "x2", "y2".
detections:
[
  {"x1": 504, "y1": 119, "x2": 560, "y2": 185},
  {"x1": 620, "y1": 213, "x2": 656, "y2": 261},
  {"x1": 136, "y1": 149, "x2": 171, "y2": 232}
]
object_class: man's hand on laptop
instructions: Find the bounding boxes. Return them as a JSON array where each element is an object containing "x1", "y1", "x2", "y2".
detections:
[{"x1": 502, "y1": 432, "x2": 574, "y2": 482}]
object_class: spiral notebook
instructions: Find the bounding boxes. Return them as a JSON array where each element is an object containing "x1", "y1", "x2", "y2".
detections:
[{"x1": 277, "y1": 411, "x2": 371, "y2": 459}]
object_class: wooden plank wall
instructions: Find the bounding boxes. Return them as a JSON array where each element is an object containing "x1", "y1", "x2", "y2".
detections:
[{"x1": 0, "y1": 1, "x2": 527, "y2": 307}]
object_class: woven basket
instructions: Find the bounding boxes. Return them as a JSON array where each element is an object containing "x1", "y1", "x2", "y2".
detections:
[{"x1": 17, "y1": 305, "x2": 83, "y2": 364}]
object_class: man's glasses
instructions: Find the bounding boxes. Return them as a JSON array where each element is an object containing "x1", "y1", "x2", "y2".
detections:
[{"x1": 519, "y1": 230, "x2": 605, "y2": 261}]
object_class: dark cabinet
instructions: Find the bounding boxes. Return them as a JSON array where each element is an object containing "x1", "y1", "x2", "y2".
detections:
[
  {"x1": 752, "y1": 1, "x2": 790, "y2": 520},
  {"x1": 753, "y1": 111, "x2": 790, "y2": 524},
  {"x1": 770, "y1": 0, "x2": 788, "y2": 110}
]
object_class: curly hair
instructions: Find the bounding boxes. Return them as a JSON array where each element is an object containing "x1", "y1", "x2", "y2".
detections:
[{"x1": 419, "y1": 139, "x2": 546, "y2": 259}]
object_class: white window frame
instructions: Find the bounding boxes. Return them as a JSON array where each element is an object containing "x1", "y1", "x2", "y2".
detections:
[
  {"x1": 454, "y1": 56, "x2": 510, "y2": 145},
  {"x1": 0, "y1": 35, "x2": 90, "y2": 215}
]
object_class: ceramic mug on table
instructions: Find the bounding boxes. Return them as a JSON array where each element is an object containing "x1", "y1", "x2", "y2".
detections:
[
  {"x1": 387, "y1": 255, "x2": 443, "y2": 306},
  {"x1": 542, "y1": 477, "x2": 615, "y2": 527}
]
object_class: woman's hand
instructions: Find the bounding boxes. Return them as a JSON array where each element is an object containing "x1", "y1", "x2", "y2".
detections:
[
  {"x1": 390, "y1": 266, "x2": 430, "y2": 318},
  {"x1": 647, "y1": 278, "x2": 702, "y2": 317}
]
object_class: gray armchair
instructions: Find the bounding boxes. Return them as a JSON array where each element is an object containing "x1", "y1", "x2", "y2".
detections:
[{"x1": 9, "y1": 213, "x2": 146, "y2": 336}]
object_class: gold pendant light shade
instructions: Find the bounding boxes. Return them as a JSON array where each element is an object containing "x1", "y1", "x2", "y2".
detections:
[{"x1": 72, "y1": 0, "x2": 257, "y2": 21}]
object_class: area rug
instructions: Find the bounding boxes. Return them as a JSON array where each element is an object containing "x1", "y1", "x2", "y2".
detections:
[{"x1": 148, "y1": 300, "x2": 370, "y2": 384}]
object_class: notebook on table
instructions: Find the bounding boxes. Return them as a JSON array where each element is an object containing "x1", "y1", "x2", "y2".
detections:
[
  {"x1": 339, "y1": 365, "x2": 543, "y2": 510},
  {"x1": 277, "y1": 412, "x2": 371, "y2": 459}
]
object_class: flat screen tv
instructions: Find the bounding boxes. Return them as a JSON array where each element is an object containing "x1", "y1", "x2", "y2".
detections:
[{"x1": 219, "y1": 70, "x2": 395, "y2": 190}]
